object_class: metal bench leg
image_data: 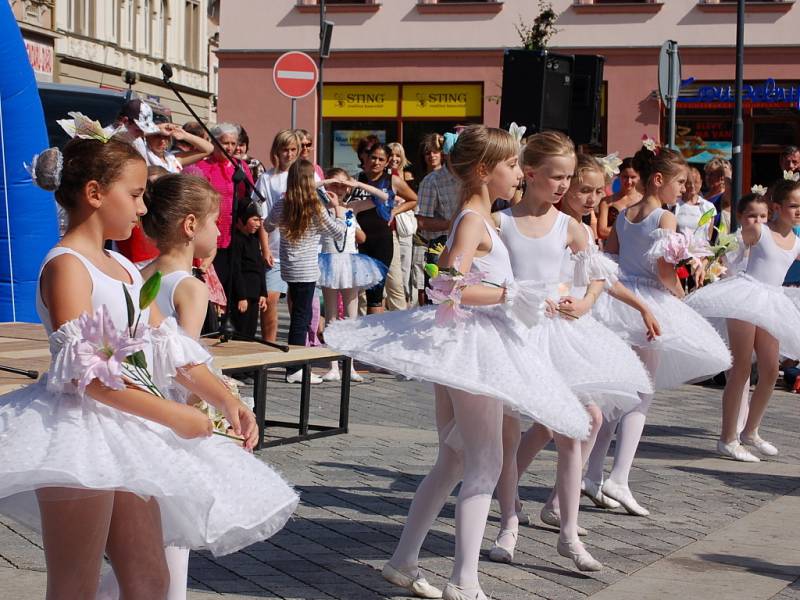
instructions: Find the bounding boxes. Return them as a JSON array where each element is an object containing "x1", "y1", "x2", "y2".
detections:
[
  {"x1": 299, "y1": 362, "x2": 311, "y2": 436},
  {"x1": 254, "y1": 367, "x2": 267, "y2": 450},
  {"x1": 339, "y1": 357, "x2": 351, "y2": 432}
]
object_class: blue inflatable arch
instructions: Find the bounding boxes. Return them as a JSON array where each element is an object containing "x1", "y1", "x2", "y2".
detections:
[{"x1": 0, "y1": 2, "x2": 58, "y2": 322}]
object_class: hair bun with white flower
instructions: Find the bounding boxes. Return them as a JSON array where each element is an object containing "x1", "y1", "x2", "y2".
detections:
[
  {"x1": 783, "y1": 170, "x2": 800, "y2": 182},
  {"x1": 25, "y1": 147, "x2": 63, "y2": 192},
  {"x1": 751, "y1": 184, "x2": 768, "y2": 196},
  {"x1": 507, "y1": 122, "x2": 527, "y2": 144},
  {"x1": 57, "y1": 111, "x2": 126, "y2": 143},
  {"x1": 597, "y1": 152, "x2": 622, "y2": 180},
  {"x1": 641, "y1": 135, "x2": 659, "y2": 153}
]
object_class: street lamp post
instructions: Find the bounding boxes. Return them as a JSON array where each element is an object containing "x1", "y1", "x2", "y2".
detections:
[
  {"x1": 731, "y1": 0, "x2": 745, "y2": 232},
  {"x1": 317, "y1": 0, "x2": 326, "y2": 166}
]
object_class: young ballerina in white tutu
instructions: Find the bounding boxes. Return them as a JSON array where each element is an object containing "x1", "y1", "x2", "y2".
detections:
[
  {"x1": 686, "y1": 182, "x2": 800, "y2": 461},
  {"x1": 318, "y1": 168, "x2": 388, "y2": 382},
  {"x1": 585, "y1": 143, "x2": 732, "y2": 516},
  {"x1": 490, "y1": 138, "x2": 653, "y2": 571},
  {"x1": 0, "y1": 137, "x2": 297, "y2": 599},
  {"x1": 325, "y1": 125, "x2": 591, "y2": 600}
]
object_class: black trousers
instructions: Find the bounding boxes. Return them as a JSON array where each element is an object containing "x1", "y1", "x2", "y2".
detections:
[
  {"x1": 287, "y1": 282, "x2": 317, "y2": 347},
  {"x1": 231, "y1": 297, "x2": 260, "y2": 338}
]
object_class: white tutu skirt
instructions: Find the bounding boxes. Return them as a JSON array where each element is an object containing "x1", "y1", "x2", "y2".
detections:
[
  {"x1": 593, "y1": 276, "x2": 732, "y2": 390},
  {"x1": 318, "y1": 252, "x2": 387, "y2": 290},
  {"x1": 324, "y1": 305, "x2": 591, "y2": 440},
  {"x1": 686, "y1": 274, "x2": 800, "y2": 360},
  {"x1": 529, "y1": 314, "x2": 653, "y2": 417},
  {"x1": 0, "y1": 380, "x2": 299, "y2": 556}
]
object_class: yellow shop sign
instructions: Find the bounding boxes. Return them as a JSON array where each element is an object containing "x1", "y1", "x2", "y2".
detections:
[
  {"x1": 401, "y1": 84, "x2": 483, "y2": 118},
  {"x1": 323, "y1": 85, "x2": 399, "y2": 118}
]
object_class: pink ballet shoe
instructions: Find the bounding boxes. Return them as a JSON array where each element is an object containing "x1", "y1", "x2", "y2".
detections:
[
  {"x1": 442, "y1": 583, "x2": 488, "y2": 600},
  {"x1": 382, "y1": 563, "x2": 442, "y2": 599},
  {"x1": 557, "y1": 538, "x2": 603, "y2": 572},
  {"x1": 488, "y1": 528, "x2": 518, "y2": 563},
  {"x1": 539, "y1": 507, "x2": 588, "y2": 536},
  {"x1": 581, "y1": 477, "x2": 621, "y2": 510},
  {"x1": 600, "y1": 480, "x2": 650, "y2": 517}
]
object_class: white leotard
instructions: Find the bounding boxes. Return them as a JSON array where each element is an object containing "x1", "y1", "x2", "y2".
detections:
[
  {"x1": 615, "y1": 207, "x2": 666, "y2": 280},
  {"x1": 744, "y1": 223, "x2": 800, "y2": 286},
  {"x1": 155, "y1": 270, "x2": 194, "y2": 320},
  {"x1": 498, "y1": 209, "x2": 570, "y2": 285},
  {"x1": 446, "y1": 209, "x2": 514, "y2": 286}
]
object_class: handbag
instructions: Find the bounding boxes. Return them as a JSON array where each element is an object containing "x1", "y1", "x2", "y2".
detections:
[{"x1": 394, "y1": 209, "x2": 418, "y2": 237}]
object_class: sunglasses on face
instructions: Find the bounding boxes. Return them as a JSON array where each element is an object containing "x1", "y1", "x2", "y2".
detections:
[{"x1": 301, "y1": 142, "x2": 313, "y2": 149}]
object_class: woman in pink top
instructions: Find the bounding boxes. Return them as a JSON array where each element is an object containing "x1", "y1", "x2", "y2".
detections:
[{"x1": 191, "y1": 122, "x2": 254, "y2": 295}]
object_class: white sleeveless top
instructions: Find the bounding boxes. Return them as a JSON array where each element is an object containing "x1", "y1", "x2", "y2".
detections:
[
  {"x1": 445, "y1": 209, "x2": 514, "y2": 286},
  {"x1": 498, "y1": 209, "x2": 570, "y2": 284},
  {"x1": 155, "y1": 270, "x2": 194, "y2": 320},
  {"x1": 744, "y1": 223, "x2": 800, "y2": 286},
  {"x1": 616, "y1": 207, "x2": 666, "y2": 280},
  {"x1": 36, "y1": 247, "x2": 145, "y2": 335}
]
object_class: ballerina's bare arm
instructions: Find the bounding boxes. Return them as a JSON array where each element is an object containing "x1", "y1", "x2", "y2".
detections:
[
  {"x1": 148, "y1": 281, "x2": 259, "y2": 449},
  {"x1": 41, "y1": 254, "x2": 212, "y2": 439},
  {"x1": 559, "y1": 218, "x2": 605, "y2": 317},
  {"x1": 440, "y1": 211, "x2": 506, "y2": 306}
]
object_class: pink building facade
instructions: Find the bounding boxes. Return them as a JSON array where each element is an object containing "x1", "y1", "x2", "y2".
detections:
[{"x1": 218, "y1": 0, "x2": 800, "y2": 184}]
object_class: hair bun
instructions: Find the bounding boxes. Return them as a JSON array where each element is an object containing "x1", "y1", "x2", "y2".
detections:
[
  {"x1": 27, "y1": 147, "x2": 63, "y2": 192},
  {"x1": 631, "y1": 147, "x2": 655, "y2": 182}
]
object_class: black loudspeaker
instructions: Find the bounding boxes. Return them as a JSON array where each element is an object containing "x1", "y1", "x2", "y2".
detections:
[
  {"x1": 569, "y1": 55, "x2": 605, "y2": 146},
  {"x1": 500, "y1": 49, "x2": 574, "y2": 135}
]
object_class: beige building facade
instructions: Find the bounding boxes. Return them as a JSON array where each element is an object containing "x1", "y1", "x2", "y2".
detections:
[
  {"x1": 218, "y1": 0, "x2": 800, "y2": 185},
  {"x1": 12, "y1": 0, "x2": 217, "y2": 123}
]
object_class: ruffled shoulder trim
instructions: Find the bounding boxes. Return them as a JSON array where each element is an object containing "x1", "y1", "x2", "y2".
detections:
[
  {"x1": 148, "y1": 317, "x2": 212, "y2": 389},
  {"x1": 572, "y1": 248, "x2": 619, "y2": 289},
  {"x1": 46, "y1": 318, "x2": 84, "y2": 394}
]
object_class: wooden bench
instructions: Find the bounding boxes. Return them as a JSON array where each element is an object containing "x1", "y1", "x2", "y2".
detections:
[{"x1": 0, "y1": 323, "x2": 352, "y2": 450}]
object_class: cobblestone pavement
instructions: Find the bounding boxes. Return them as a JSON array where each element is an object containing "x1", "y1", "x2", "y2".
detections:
[{"x1": 2, "y1": 361, "x2": 799, "y2": 599}]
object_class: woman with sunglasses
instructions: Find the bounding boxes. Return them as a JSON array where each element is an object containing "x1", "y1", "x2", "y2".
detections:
[
  {"x1": 295, "y1": 128, "x2": 325, "y2": 181},
  {"x1": 347, "y1": 143, "x2": 417, "y2": 314}
]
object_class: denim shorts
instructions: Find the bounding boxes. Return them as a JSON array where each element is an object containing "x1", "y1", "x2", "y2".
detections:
[{"x1": 266, "y1": 261, "x2": 288, "y2": 294}]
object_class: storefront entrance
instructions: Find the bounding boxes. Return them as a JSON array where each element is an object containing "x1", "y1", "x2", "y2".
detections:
[{"x1": 321, "y1": 83, "x2": 484, "y2": 175}]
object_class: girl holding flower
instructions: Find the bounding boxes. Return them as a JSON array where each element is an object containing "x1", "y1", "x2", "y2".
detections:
[
  {"x1": 585, "y1": 143, "x2": 731, "y2": 517},
  {"x1": 325, "y1": 125, "x2": 589, "y2": 600},
  {"x1": 687, "y1": 182, "x2": 800, "y2": 461},
  {"x1": 0, "y1": 135, "x2": 297, "y2": 599}
]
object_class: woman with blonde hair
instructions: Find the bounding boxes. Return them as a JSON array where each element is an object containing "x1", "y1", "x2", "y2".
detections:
[
  {"x1": 253, "y1": 129, "x2": 301, "y2": 341},
  {"x1": 388, "y1": 142, "x2": 417, "y2": 304}
]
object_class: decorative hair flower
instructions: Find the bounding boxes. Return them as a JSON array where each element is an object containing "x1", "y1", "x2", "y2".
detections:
[
  {"x1": 597, "y1": 152, "x2": 623, "y2": 179},
  {"x1": 57, "y1": 112, "x2": 126, "y2": 143},
  {"x1": 751, "y1": 184, "x2": 768, "y2": 196},
  {"x1": 507, "y1": 122, "x2": 527, "y2": 144},
  {"x1": 442, "y1": 132, "x2": 459, "y2": 155},
  {"x1": 641, "y1": 135, "x2": 658, "y2": 153},
  {"x1": 783, "y1": 170, "x2": 800, "y2": 182}
]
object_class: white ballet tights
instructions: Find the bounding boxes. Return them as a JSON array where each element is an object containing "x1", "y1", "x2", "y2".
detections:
[
  {"x1": 323, "y1": 288, "x2": 359, "y2": 374},
  {"x1": 736, "y1": 377, "x2": 750, "y2": 436},
  {"x1": 389, "y1": 385, "x2": 504, "y2": 588},
  {"x1": 96, "y1": 546, "x2": 189, "y2": 600},
  {"x1": 606, "y1": 346, "x2": 660, "y2": 489}
]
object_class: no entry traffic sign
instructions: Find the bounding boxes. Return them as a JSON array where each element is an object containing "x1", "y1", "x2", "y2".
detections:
[{"x1": 273, "y1": 51, "x2": 319, "y2": 99}]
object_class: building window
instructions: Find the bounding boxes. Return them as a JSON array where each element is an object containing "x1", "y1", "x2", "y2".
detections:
[
  {"x1": 123, "y1": 0, "x2": 136, "y2": 47},
  {"x1": 67, "y1": 0, "x2": 92, "y2": 35},
  {"x1": 185, "y1": 0, "x2": 201, "y2": 69},
  {"x1": 296, "y1": 0, "x2": 381, "y2": 11},
  {"x1": 142, "y1": 0, "x2": 151, "y2": 53}
]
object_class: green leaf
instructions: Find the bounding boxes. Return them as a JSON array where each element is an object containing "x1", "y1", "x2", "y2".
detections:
[
  {"x1": 139, "y1": 271, "x2": 162, "y2": 310},
  {"x1": 717, "y1": 221, "x2": 728, "y2": 235},
  {"x1": 697, "y1": 208, "x2": 716, "y2": 228},
  {"x1": 122, "y1": 284, "x2": 135, "y2": 329},
  {"x1": 125, "y1": 350, "x2": 148, "y2": 369}
]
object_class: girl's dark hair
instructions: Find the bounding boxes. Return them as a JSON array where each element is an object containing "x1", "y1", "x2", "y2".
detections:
[
  {"x1": 356, "y1": 135, "x2": 380, "y2": 157},
  {"x1": 771, "y1": 178, "x2": 800, "y2": 206},
  {"x1": 141, "y1": 174, "x2": 220, "y2": 250},
  {"x1": 238, "y1": 126, "x2": 250, "y2": 147},
  {"x1": 283, "y1": 159, "x2": 321, "y2": 242},
  {"x1": 237, "y1": 198, "x2": 261, "y2": 223},
  {"x1": 325, "y1": 167, "x2": 349, "y2": 179},
  {"x1": 367, "y1": 142, "x2": 391, "y2": 158},
  {"x1": 631, "y1": 146, "x2": 686, "y2": 185},
  {"x1": 620, "y1": 157, "x2": 637, "y2": 172},
  {"x1": 33, "y1": 139, "x2": 145, "y2": 210},
  {"x1": 736, "y1": 192, "x2": 769, "y2": 215}
]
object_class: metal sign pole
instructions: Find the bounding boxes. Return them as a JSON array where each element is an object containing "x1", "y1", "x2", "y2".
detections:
[
  {"x1": 731, "y1": 0, "x2": 745, "y2": 232},
  {"x1": 667, "y1": 41, "x2": 678, "y2": 149},
  {"x1": 291, "y1": 98, "x2": 297, "y2": 130}
]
